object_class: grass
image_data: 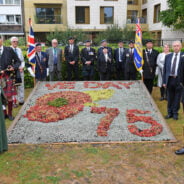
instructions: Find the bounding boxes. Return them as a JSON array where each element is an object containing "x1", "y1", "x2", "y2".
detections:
[{"x1": 0, "y1": 87, "x2": 184, "y2": 184}]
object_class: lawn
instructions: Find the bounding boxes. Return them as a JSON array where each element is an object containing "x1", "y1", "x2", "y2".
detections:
[{"x1": 0, "y1": 87, "x2": 184, "y2": 184}]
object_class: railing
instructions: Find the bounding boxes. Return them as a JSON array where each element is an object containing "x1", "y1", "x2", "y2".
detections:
[
  {"x1": 127, "y1": 16, "x2": 147, "y2": 24},
  {"x1": 35, "y1": 15, "x2": 62, "y2": 24},
  {"x1": 127, "y1": 0, "x2": 138, "y2": 5}
]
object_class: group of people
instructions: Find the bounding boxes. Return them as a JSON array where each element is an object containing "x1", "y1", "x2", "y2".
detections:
[{"x1": 1, "y1": 36, "x2": 184, "y2": 154}]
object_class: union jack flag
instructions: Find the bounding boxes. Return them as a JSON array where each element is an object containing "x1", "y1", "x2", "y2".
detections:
[
  {"x1": 27, "y1": 18, "x2": 36, "y2": 66},
  {"x1": 134, "y1": 18, "x2": 144, "y2": 71}
]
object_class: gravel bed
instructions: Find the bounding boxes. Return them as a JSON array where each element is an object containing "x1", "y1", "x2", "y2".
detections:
[{"x1": 8, "y1": 81, "x2": 175, "y2": 144}]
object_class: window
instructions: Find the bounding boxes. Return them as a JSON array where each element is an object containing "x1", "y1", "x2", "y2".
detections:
[
  {"x1": 127, "y1": 0, "x2": 138, "y2": 5},
  {"x1": 154, "y1": 4, "x2": 161, "y2": 23},
  {"x1": 100, "y1": 7, "x2": 114, "y2": 24},
  {"x1": 0, "y1": 0, "x2": 3, "y2": 4},
  {"x1": 142, "y1": 9, "x2": 147, "y2": 23},
  {"x1": 142, "y1": 0, "x2": 147, "y2": 4},
  {"x1": 127, "y1": 10, "x2": 138, "y2": 24},
  {"x1": 75, "y1": 6, "x2": 90, "y2": 24},
  {"x1": 0, "y1": 14, "x2": 21, "y2": 24},
  {"x1": 35, "y1": 5, "x2": 62, "y2": 24}
]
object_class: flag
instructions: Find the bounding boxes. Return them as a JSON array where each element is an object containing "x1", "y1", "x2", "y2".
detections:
[
  {"x1": 27, "y1": 18, "x2": 36, "y2": 67},
  {"x1": 134, "y1": 18, "x2": 144, "y2": 71}
]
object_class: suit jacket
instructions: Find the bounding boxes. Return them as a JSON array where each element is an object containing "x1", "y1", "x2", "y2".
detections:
[
  {"x1": 64, "y1": 44, "x2": 79, "y2": 64},
  {"x1": 35, "y1": 51, "x2": 48, "y2": 79},
  {"x1": 97, "y1": 52, "x2": 113, "y2": 73},
  {"x1": 81, "y1": 47, "x2": 96, "y2": 66},
  {"x1": 0, "y1": 46, "x2": 21, "y2": 71},
  {"x1": 114, "y1": 47, "x2": 126, "y2": 64},
  {"x1": 163, "y1": 52, "x2": 184, "y2": 87},
  {"x1": 123, "y1": 48, "x2": 137, "y2": 73},
  {"x1": 143, "y1": 49, "x2": 159, "y2": 79},
  {"x1": 46, "y1": 47, "x2": 62, "y2": 72},
  {"x1": 97, "y1": 46, "x2": 113, "y2": 58}
]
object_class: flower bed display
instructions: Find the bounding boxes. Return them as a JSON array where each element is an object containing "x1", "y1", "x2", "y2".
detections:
[{"x1": 8, "y1": 81, "x2": 176, "y2": 144}]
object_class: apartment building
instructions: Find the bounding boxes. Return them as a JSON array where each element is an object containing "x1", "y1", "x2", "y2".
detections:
[
  {"x1": 142, "y1": 0, "x2": 184, "y2": 41},
  {"x1": 0, "y1": 0, "x2": 24, "y2": 38},
  {"x1": 24, "y1": 0, "x2": 67, "y2": 41}
]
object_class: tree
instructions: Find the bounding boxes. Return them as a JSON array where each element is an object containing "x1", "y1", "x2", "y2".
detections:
[{"x1": 160, "y1": 0, "x2": 184, "y2": 30}]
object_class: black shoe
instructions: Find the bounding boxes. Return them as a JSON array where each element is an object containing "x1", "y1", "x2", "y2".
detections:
[
  {"x1": 4, "y1": 114, "x2": 8, "y2": 119},
  {"x1": 8, "y1": 115, "x2": 14, "y2": 121},
  {"x1": 19, "y1": 102, "x2": 24, "y2": 105},
  {"x1": 175, "y1": 148, "x2": 184, "y2": 155},
  {"x1": 173, "y1": 116, "x2": 178, "y2": 120},
  {"x1": 165, "y1": 114, "x2": 173, "y2": 119}
]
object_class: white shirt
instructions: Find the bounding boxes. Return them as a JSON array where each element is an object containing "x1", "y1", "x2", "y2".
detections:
[
  {"x1": 0, "y1": 46, "x2": 4, "y2": 55},
  {"x1": 170, "y1": 52, "x2": 180, "y2": 76},
  {"x1": 11, "y1": 46, "x2": 25, "y2": 68},
  {"x1": 104, "y1": 53, "x2": 108, "y2": 62},
  {"x1": 119, "y1": 47, "x2": 124, "y2": 62},
  {"x1": 70, "y1": 44, "x2": 73, "y2": 52}
]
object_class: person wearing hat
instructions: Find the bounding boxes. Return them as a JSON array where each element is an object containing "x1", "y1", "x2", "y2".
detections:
[
  {"x1": 123, "y1": 40, "x2": 137, "y2": 80},
  {"x1": 97, "y1": 40, "x2": 113, "y2": 58},
  {"x1": 97, "y1": 47, "x2": 113, "y2": 81},
  {"x1": 64, "y1": 37, "x2": 79, "y2": 80},
  {"x1": 46, "y1": 39, "x2": 62, "y2": 81},
  {"x1": 34, "y1": 43, "x2": 48, "y2": 81},
  {"x1": 114, "y1": 40, "x2": 126, "y2": 80},
  {"x1": 81, "y1": 40, "x2": 96, "y2": 80},
  {"x1": 142, "y1": 39, "x2": 159, "y2": 93},
  {"x1": 0, "y1": 37, "x2": 21, "y2": 121}
]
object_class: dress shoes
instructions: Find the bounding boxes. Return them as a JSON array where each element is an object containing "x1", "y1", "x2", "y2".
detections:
[
  {"x1": 8, "y1": 115, "x2": 14, "y2": 121},
  {"x1": 19, "y1": 102, "x2": 24, "y2": 105},
  {"x1": 173, "y1": 116, "x2": 178, "y2": 120},
  {"x1": 175, "y1": 148, "x2": 184, "y2": 155},
  {"x1": 165, "y1": 114, "x2": 173, "y2": 119},
  {"x1": 4, "y1": 114, "x2": 9, "y2": 119}
]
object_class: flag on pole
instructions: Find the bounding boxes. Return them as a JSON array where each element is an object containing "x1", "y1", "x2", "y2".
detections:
[
  {"x1": 27, "y1": 18, "x2": 36, "y2": 66},
  {"x1": 134, "y1": 18, "x2": 144, "y2": 71}
]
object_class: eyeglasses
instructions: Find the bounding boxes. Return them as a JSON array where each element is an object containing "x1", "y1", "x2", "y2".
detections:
[{"x1": 12, "y1": 41, "x2": 18, "y2": 43}]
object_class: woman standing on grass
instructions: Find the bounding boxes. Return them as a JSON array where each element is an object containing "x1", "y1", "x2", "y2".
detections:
[
  {"x1": 0, "y1": 85, "x2": 8, "y2": 153},
  {"x1": 156, "y1": 44, "x2": 170, "y2": 100}
]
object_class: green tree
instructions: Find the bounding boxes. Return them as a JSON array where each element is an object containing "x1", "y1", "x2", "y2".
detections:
[
  {"x1": 46, "y1": 27, "x2": 88, "y2": 46},
  {"x1": 160, "y1": 0, "x2": 184, "y2": 30}
]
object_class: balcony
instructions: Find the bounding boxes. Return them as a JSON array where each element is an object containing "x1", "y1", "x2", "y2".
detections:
[
  {"x1": 126, "y1": 16, "x2": 147, "y2": 24},
  {"x1": 127, "y1": 0, "x2": 138, "y2": 5},
  {"x1": 0, "y1": 25, "x2": 23, "y2": 34},
  {"x1": 35, "y1": 15, "x2": 62, "y2": 24}
]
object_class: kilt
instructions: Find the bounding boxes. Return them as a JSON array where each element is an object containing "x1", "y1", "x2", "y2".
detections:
[{"x1": 3, "y1": 75, "x2": 17, "y2": 98}]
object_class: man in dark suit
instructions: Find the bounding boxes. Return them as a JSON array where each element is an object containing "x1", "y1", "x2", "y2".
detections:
[
  {"x1": 46, "y1": 39, "x2": 62, "y2": 81},
  {"x1": 163, "y1": 40, "x2": 184, "y2": 121},
  {"x1": 142, "y1": 40, "x2": 159, "y2": 93},
  {"x1": 81, "y1": 40, "x2": 96, "y2": 80},
  {"x1": 97, "y1": 47, "x2": 113, "y2": 80},
  {"x1": 123, "y1": 40, "x2": 137, "y2": 80},
  {"x1": 97, "y1": 40, "x2": 113, "y2": 58},
  {"x1": 64, "y1": 37, "x2": 79, "y2": 81},
  {"x1": 0, "y1": 37, "x2": 21, "y2": 120},
  {"x1": 34, "y1": 43, "x2": 48, "y2": 81},
  {"x1": 114, "y1": 40, "x2": 126, "y2": 80}
]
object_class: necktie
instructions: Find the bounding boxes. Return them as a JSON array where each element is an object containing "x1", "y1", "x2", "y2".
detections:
[
  {"x1": 14, "y1": 48, "x2": 18, "y2": 55},
  {"x1": 54, "y1": 48, "x2": 57, "y2": 64},
  {"x1": 171, "y1": 53, "x2": 178, "y2": 75}
]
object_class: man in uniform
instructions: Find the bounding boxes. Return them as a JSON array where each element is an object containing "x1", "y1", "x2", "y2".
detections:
[
  {"x1": 123, "y1": 40, "x2": 137, "y2": 80},
  {"x1": 81, "y1": 40, "x2": 96, "y2": 80},
  {"x1": 142, "y1": 40, "x2": 159, "y2": 93},
  {"x1": 0, "y1": 37, "x2": 21, "y2": 120},
  {"x1": 64, "y1": 37, "x2": 79, "y2": 81},
  {"x1": 114, "y1": 40, "x2": 126, "y2": 80}
]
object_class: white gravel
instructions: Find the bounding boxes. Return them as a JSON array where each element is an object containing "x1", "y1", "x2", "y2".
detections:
[{"x1": 8, "y1": 81, "x2": 175, "y2": 144}]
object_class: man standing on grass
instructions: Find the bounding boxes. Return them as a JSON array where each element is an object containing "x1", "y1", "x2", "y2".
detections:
[
  {"x1": 10, "y1": 36, "x2": 25, "y2": 106},
  {"x1": 163, "y1": 40, "x2": 184, "y2": 121}
]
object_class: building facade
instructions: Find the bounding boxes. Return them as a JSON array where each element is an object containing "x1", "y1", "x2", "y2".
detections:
[
  {"x1": 0, "y1": 0, "x2": 24, "y2": 38},
  {"x1": 24, "y1": 0, "x2": 67, "y2": 41},
  {"x1": 142, "y1": 0, "x2": 184, "y2": 42}
]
